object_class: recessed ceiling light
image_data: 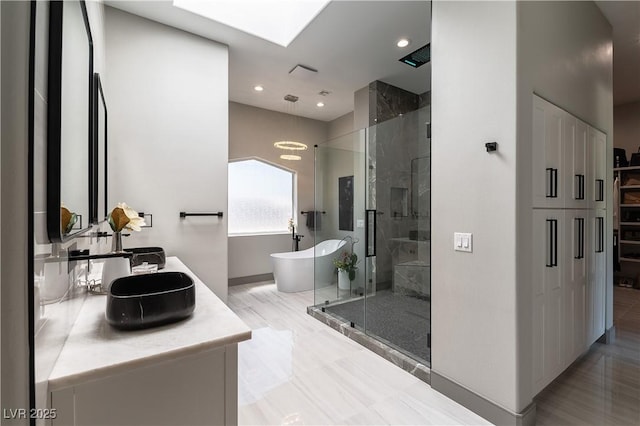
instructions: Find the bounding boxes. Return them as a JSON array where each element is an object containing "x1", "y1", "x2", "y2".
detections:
[
  {"x1": 254, "y1": 85, "x2": 264, "y2": 92},
  {"x1": 397, "y1": 38, "x2": 410, "y2": 48},
  {"x1": 280, "y1": 154, "x2": 301, "y2": 161},
  {"x1": 316, "y1": 102, "x2": 324, "y2": 108}
]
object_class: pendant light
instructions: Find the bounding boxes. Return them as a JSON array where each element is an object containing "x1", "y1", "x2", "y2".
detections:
[{"x1": 275, "y1": 94, "x2": 307, "y2": 160}]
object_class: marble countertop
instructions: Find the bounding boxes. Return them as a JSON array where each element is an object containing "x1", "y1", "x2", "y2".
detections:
[{"x1": 48, "y1": 257, "x2": 251, "y2": 391}]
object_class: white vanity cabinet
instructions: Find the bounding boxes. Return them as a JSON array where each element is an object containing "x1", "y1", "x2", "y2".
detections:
[
  {"x1": 51, "y1": 346, "x2": 237, "y2": 426},
  {"x1": 47, "y1": 257, "x2": 251, "y2": 426}
]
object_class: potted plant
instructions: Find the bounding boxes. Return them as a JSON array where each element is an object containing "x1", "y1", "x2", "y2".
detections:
[{"x1": 333, "y1": 251, "x2": 358, "y2": 290}]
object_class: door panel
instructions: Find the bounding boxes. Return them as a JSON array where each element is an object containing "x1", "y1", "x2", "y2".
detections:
[{"x1": 533, "y1": 96, "x2": 564, "y2": 208}]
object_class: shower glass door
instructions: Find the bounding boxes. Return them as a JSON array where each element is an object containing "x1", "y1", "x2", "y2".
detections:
[
  {"x1": 314, "y1": 105, "x2": 431, "y2": 365},
  {"x1": 363, "y1": 106, "x2": 431, "y2": 364},
  {"x1": 313, "y1": 128, "x2": 369, "y2": 330}
]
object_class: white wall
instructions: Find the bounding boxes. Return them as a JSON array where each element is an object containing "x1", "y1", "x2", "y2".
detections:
[
  {"x1": 228, "y1": 235, "x2": 291, "y2": 279},
  {"x1": 431, "y1": 0, "x2": 519, "y2": 413},
  {"x1": 228, "y1": 102, "x2": 327, "y2": 279},
  {"x1": 516, "y1": 0, "x2": 613, "y2": 408},
  {"x1": 354, "y1": 86, "x2": 370, "y2": 130},
  {"x1": 614, "y1": 100, "x2": 640, "y2": 155},
  {"x1": 105, "y1": 7, "x2": 229, "y2": 300},
  {"x1": 328, "y1": 112, "x2": 354, "y2": 140},
  {"x1": 2, "y1": 1, "x2": 32, "y2": 419}
]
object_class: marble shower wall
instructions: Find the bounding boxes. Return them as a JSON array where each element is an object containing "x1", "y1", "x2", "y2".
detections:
[{"x1": 367, "y1": 81, "x2": 430, "y2": 291}]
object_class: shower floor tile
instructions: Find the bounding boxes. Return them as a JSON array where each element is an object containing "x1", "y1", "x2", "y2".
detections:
[{"x1": 324, "y1": 289, "x2": 431, "y2": 363}]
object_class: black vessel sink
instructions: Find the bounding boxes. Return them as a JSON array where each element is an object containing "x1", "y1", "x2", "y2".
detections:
[
  {"x1": 106, "y1": 272, "x2": 195, "y2": 330},
  {"x1": 124, "y1": 247, "x2": 166, "y2": 269}
]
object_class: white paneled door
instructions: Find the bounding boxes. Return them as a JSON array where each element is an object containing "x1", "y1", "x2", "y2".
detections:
[
  {"x1": 531, "y1": 94, "x2": 607, "y2": 396},
  {"x1": 533, "y1": 209, "x2": 565, "y2": 392},
  {"x1": 533, "y1": 96, "x2": 564, "y2": 208}
]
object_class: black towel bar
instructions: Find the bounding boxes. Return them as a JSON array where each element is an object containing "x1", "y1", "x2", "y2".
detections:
[
  {"x1": 301, "y1": 211, "x2": 326, "y2": 215},
  {"x1": 179, "y1": 212, "x2": 224, "y2": 218}
]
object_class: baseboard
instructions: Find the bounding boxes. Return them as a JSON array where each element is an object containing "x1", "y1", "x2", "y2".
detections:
[
  {"x1": 431, "y1": 371, "x2": 536, "y2": 426},
  {"x1": 228, "y1": 273, "x2": 274, "y2": 286},
  {"x1": 597, "y1": 325, "x2": 616, "y2": 344}
]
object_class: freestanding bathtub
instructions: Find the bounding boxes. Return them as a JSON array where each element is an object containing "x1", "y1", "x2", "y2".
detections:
[{"x1": 271, "y1": 239, "x2": 346, "y2": 293}]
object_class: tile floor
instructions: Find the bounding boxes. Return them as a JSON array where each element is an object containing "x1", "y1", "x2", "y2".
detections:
[
  {"x1": 230, "y1": 282, "x2": 640, "y2": 425},
  {"x1": 228, "y1": 281, "x2": 489, "y2": 425},
  {"x1": 535, "y1": 286, "x2": 640, "y2": 425}
]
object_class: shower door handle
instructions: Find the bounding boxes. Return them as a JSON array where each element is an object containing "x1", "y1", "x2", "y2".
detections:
[{"x1": 365, "y1": 209, "x2": 377, "y2": 257}]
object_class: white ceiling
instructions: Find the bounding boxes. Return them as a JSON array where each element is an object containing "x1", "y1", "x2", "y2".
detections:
[
  {"x1": 105, "y1": 1, "x2": 638, "y2": 118},
  {"x1": 595, "y1": 1, "x2": 640, "y2": 106},
  {"x1": 105, "y1": 0, "x2": 431, "y2": 122}
]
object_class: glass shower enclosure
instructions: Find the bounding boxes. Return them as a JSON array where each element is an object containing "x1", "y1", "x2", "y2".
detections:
[{"x1": 313, "y1": 106, "x2": 431, "y2": 365}]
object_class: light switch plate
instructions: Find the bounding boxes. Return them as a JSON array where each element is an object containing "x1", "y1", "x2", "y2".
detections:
[
  {"x1": 356, "y1": 219, "x2": 365, "y2": 228},
  {"x1": 454, "y1": 232, "x2": 473, "y2": 252}
]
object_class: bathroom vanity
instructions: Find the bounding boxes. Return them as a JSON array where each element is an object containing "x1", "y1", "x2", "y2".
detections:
[{"x1": 46, "y1": 257, "x2": 251, "y2": 426}]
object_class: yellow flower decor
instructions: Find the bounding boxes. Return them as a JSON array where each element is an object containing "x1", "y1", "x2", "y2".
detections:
[
  {"x1": 60, "y1": 204, "x2": 78, "y2": 235},
  {"x1": 108, "y1": 203, "x2": 146, "y2": 232}
]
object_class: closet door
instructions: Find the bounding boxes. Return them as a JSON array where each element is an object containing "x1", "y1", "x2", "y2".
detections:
[
  {"x1": 590, "y1": 127, "x2": 607, "y2": 210},
  {"x1": 533, "y1": 96, "x2": 564, "y2": 208},
  {"x1": 586, "y1": 210, "x2": 606, "y2": 345},
  {"x1": 564, "y1": 210, "x2": 587, "y2": 361},
  {"x1": 532, "y1": 209, "x2": 565, "y2": 393},
  {"x1": 564, "y1": 118, "x2": 589, "y2": 209}
]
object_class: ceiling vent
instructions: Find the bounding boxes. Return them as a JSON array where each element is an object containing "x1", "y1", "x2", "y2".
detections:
[
  {"x1": 399, "y1": 43, "x2": 430, "y2": 68},
  {"x1": 289, "y1": 64, "x2": 318, "y2": 79},
  {"x1": 284, "y1": 94, "x2": 299, "y2": 103},
  {"x1": 318, "y1": 90, "x2": 331, "y2": 96}
]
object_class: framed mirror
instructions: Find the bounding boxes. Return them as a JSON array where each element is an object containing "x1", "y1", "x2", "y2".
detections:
[
  {"x1": 47, "y1": 0, "x2": 94, "y2": 242},
  {"x1": 93, "y1": 73, "x2": 107, "y2": 223}
]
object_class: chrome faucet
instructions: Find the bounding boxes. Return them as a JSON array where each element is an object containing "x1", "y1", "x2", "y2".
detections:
[{"x1": 68, "y1": 249, "x2": 133, "y2": 293}]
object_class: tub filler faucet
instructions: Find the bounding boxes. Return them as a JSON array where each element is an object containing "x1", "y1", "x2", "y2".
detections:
[
  {"x1": 340, "y1": 235, "x2": 359, "y2": 252},
  {"x1": 291, "y1": 224, "x2": 304, "y2": 251}
]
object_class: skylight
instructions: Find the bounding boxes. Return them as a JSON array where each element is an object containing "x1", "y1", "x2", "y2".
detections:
[{"x1": 173, "y1": 0, "x2": 331, "y2": 47}]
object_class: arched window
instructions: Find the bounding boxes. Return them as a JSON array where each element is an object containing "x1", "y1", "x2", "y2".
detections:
[{"x1": 228, "y1": 158, "x2": 295, "y2": 235}]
